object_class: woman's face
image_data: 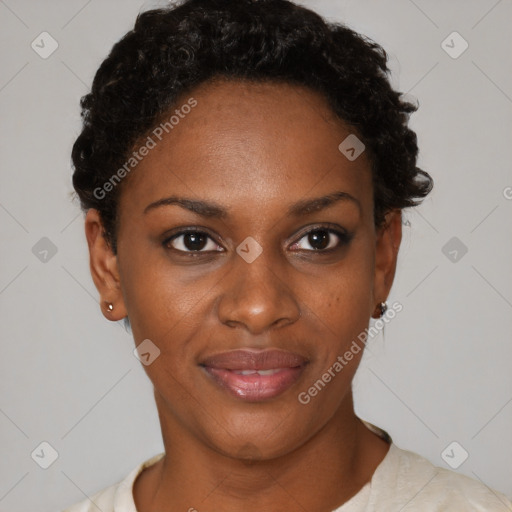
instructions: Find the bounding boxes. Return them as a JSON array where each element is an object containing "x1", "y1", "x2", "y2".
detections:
[{"x1": 87, "y1": 79, "x2": 401, "y2": 460}]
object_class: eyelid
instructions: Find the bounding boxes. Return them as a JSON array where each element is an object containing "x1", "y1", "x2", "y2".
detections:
[
  {"x1": 291, "y1": 222, "x2": 349, "y2": 240},
  {"x1": 162, "y1": 226, "x2": 225, "y2": 252},
  {"x1": 289, "y1": 224, "x2": 352, "y2": 251},
  {"x1": 162, "y1": 223, "x2": 352, "y2": 254}
]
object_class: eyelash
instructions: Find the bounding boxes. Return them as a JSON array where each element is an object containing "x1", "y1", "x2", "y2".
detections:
[{"x1": 162, "y1": 225, "x2": 353, "y2": 255}]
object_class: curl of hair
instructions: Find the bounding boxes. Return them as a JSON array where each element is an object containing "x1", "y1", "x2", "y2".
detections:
[{"x1": 72, "y1": 0, "x2": 433, "y2": 253}]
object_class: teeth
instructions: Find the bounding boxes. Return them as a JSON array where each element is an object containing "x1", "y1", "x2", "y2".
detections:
[
  {"x1": 233, "y1": 369, "x2": 282, "y2": 376},
  {"x1": 257, "y1": 369, "x2": 281, "y2": 376}
]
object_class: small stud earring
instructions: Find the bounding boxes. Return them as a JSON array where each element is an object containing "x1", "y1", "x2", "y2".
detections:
[
  {"x1": 107, "y1": 302, "x2": 114, "y2": 312},
  {"x1": 373, "y1": 301, "x2": 387, "y2": 319}
]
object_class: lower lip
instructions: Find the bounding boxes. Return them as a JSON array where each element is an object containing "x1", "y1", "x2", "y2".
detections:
[{"x1": 202, "y1": 366, "x2": 306, "y2": 402}]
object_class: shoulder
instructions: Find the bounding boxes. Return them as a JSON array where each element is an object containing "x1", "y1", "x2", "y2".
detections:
[
  {"x1": 60, "y1": 452, "x2": 165, "y2": 512},
  {"x1": 371, "y1": 443, "x2": 512, "y2": 511}
]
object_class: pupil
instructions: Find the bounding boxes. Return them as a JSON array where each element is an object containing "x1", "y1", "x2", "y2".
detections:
[
  {"x1": 184, "y1": 232, "x2": 207, "y2": 251},
  {"x1": 309, "y1": 230, "x2": 329, "y2": 250}
]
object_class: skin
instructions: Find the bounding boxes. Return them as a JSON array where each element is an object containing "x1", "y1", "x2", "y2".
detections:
[{"x1": 85, "y1": 79, "x2": 402, "y2": 512}]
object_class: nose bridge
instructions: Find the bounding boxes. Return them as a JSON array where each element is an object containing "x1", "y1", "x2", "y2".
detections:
[{"x1": 216, "y1": 247, "x2": 300, "y2": 333}]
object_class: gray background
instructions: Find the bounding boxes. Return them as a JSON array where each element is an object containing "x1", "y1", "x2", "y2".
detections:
[{"x1": 0, "y1": 0, "x2": 511, "y2": 510}]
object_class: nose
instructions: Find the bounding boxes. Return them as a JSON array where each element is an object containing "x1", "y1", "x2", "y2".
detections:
[{"x1": 216, "y1": 250, "x2": 301, "y2": 335}]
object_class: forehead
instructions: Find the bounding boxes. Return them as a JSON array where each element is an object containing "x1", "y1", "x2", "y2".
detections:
[{"x1": 119, "y1": 79, "x2": 373, "y2": 220}]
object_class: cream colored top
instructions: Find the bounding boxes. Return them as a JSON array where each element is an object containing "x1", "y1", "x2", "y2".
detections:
[{"x1": 62, "y1": 422, "x2": 512, "y2": 511}]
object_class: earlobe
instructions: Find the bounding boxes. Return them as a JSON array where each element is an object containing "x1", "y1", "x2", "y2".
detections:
[
  {"x1": 372, "y1": 209, "x2": 402, "y2": 312},
  {"x1": 84, "y1": 209, "x2": 128, "y2": 321}
]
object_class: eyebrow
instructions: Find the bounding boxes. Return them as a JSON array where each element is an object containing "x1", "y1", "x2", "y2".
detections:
[{"x1": 143, "y1": 191, "x2": 361, "y2": 218}]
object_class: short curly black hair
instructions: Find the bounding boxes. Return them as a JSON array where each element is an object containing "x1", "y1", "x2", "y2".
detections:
[{"x1": 71, "y1": 0, "x2": 433, "y2": 254}]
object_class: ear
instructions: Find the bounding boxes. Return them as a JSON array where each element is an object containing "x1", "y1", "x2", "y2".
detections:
[
  {"x1": 371, "y1": 209, "x2": 402, "y2": 316},
  {"x1": 84, "y1": 209, "x2": 127, "y2": 321}
]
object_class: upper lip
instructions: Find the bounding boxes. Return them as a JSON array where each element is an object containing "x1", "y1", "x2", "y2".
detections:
[{"x1": 200, "y1": 349, "x2": 308, "y2": 371}]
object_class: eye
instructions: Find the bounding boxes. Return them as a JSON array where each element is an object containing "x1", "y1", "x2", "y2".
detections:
[
  {"x1": 164, "y1": 230, "x2": 223, "y2": 253},
  {"x1": 290, "y1": 226, "x2": 352, "y2": 252}
]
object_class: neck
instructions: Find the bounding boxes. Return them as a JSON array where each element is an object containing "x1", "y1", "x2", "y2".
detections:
[{"x1": 134, "y1": 389, "x2": 389, "y2": 512}]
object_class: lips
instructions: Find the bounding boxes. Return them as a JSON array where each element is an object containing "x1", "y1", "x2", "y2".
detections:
[
  {"x1": 201, "y1": 349, "x2": 307, "y2": 371},
  {"x1": 200, "y1": 349, "x2": 308, "y2": 402}
]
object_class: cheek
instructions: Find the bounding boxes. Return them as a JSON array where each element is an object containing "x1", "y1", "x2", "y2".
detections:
[
  {"x1": 293, "y1": 264, "x2": 373, "y2": 416},
  {"x1": 118, "y1": 244, "x2": 207, "y2": 335},
  {"x1": 120, "y1": 230, "x2": 375, "y2": 359},
  {"x1": 119, "y1": 225, "x2": 374, "y2": 342},
  {"x1": 117, "y1": 250, "x2": 224, "y2": 394},
  {"x1": 300, "y1": 245, "x2": 375, "y2": 343},
  {"x1": 115, "y1": 232, "x2": 376, "y2": 453}
]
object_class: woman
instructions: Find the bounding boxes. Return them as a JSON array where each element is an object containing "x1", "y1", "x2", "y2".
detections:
[{"x1": 64, "y1": 0, "x2": 512, "y2": 510}]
